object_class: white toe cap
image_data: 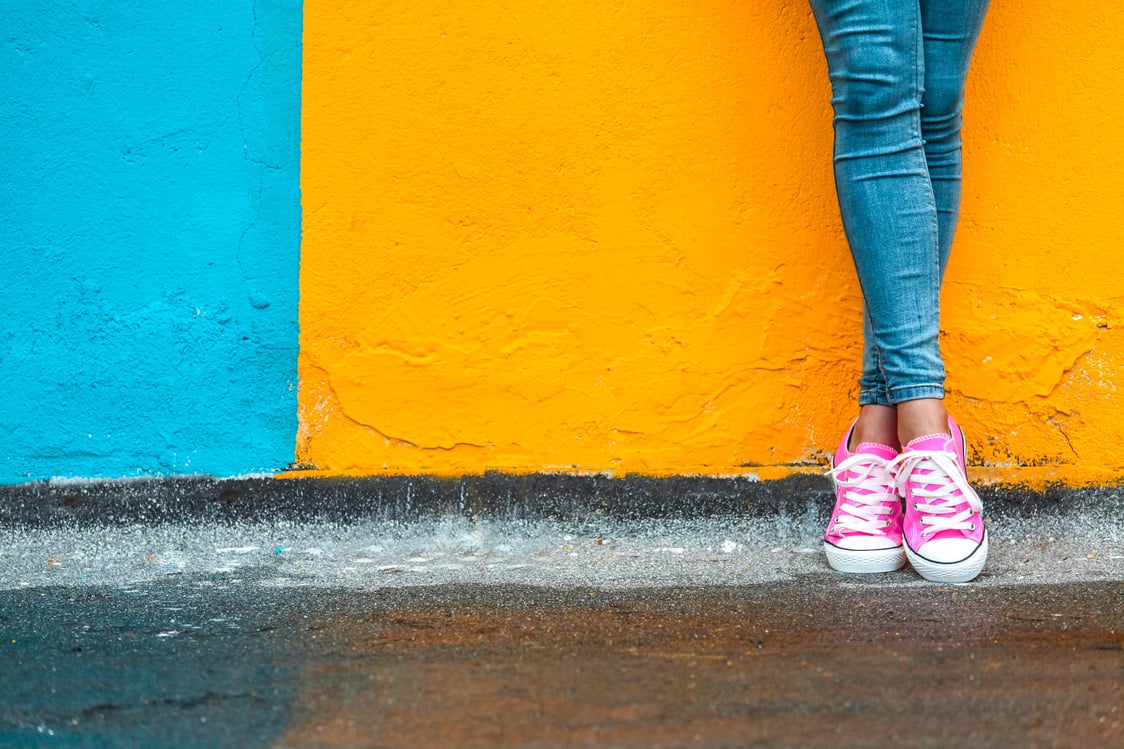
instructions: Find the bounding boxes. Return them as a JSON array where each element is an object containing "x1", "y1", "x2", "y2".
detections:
[
  {"x1": 835, "y1": 535, "x2": 898, "y2": 551},
  {"x1": 916, "y1": 537, "x2": 980, "y2": 563}
]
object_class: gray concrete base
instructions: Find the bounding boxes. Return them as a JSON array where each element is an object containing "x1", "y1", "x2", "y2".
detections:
[
  {"x1": 0, "y1": 475, "x2": 1119, "y2": 591},
  {"x1": 1, "y1": 473, "x2": 1119, "y2": 526}
]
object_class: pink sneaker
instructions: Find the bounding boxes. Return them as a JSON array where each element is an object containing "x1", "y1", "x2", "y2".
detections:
[
  {"x1": 824, "y1": 421, "x2": 905, "y2": 573},
  {"x1": 891, "y1": 417, "x2": 988, "y2": 583}
]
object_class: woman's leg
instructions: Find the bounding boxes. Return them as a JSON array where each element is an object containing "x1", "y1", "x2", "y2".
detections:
[
  {"x1": 920, "y1": 0, "x2": 991, "y2": 279},
  {"x1": 896, "y1": 0, "x2": 990, "y2": 443},
  {"x1": 808, "y1": 0, "x2": 945, "y2": 415}
]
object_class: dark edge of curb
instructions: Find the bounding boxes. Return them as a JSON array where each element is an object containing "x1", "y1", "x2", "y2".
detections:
[{"x1": 1, "y1": 474, "x2": 1120, "y2": 529}]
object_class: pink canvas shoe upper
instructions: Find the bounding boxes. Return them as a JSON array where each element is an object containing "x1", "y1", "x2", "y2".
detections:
[
  {"x1": 825, "y1": 425, "x2": 902, "y2": 552},
  {"x1": 891, "y1": 418, "x2": 985, "y2": 563}
]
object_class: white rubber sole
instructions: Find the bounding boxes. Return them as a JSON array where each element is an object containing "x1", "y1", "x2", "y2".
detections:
[
  {"x1": 824, "y1": 542, "x2": 907, "y2": 574},
  {"x1": 905, "y1": 532, "x2": 989, "y2": 583}
]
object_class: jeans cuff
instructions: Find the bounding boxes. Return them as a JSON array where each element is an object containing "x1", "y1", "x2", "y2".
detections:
[
  {"x1": 858, "y1": 390, "x2": 894, "y2": 407},
  {"x1": 886, "y1": 384, "x2": 945, "y2": 404}
]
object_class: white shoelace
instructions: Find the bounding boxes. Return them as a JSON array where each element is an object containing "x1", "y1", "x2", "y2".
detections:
[
  {"x1": 827, "y1": 453, "x2": 897, "y2": 536},
  {"x1": 888, "y1": 449, "x2": 983, "y2": 537}
]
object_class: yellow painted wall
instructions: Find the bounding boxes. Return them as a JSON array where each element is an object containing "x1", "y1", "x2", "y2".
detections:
[{"x1": 298, "y1": 1, "x2": 1124, "y2": 486}]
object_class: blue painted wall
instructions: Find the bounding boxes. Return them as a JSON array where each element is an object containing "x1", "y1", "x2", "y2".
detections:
[{"x1": 1, "y1": 2, "x2": 302, "y2": 483}]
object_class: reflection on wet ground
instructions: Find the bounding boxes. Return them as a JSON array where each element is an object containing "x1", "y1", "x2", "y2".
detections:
[{"x1": 2, "y1": 577, "x2": 1120, "y2": 747}]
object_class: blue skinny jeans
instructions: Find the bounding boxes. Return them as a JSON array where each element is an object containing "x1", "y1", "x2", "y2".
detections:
[{"x1": 808, "y1": 0, "x2": 990, "y2": 406}]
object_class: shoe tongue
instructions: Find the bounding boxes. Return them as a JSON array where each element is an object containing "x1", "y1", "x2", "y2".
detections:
[
  {"x1": 905, "y1": 433, "x2": 953, "y2": 452},
  {"x1": 853, "y1": 442, "x2": 897, "y2": 461}
]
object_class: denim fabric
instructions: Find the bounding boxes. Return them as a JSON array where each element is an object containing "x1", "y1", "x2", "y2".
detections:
[{"x1": 808, "y1": 0, "x2": 990, "y2": 406}]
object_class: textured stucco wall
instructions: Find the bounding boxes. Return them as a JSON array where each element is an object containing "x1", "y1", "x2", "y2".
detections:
[
  {"x1": 1, "y1": 1, "x2": 302, "y2": 483},
  {"x1": 299, "y1": 0, "x2": 1124, "y2": 486}
]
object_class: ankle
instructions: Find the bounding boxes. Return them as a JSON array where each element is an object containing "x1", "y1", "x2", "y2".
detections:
[
  {"x1": 897, "y1": 398, "x2": 950, "y2": 446},
  {"x1": 850, "y1": 405, "x2": 900, "y2": 451}
]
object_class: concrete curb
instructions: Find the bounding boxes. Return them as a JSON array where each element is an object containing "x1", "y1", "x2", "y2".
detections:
[{"x1": 1, "y1": 474, "x2": 1119, "y2": 528}]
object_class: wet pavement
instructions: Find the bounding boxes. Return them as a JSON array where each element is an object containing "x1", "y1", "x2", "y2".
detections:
[
  {"x1": 1, "y1": 576, "x2": 1120, "y2": 748},
  {"x1": 1, "y1": 477, "x2": 1121, "y2": 746}
]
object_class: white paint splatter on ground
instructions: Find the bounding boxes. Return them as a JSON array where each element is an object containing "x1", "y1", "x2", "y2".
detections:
[{"x1": 0, "y1": 512, "x2": 1119, "y2": 591}]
